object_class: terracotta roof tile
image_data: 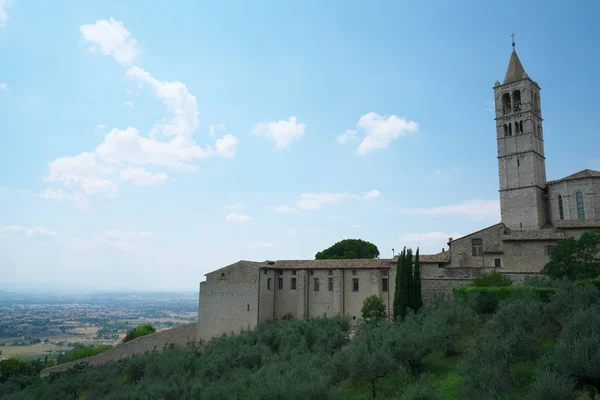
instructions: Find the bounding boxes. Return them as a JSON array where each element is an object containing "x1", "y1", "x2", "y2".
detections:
[
  {"x1": 262, "y1": 259, "x2": 395, "y2": 270},
  {"x1": 546, "y1": 169, "x2": 600, "y2": 185}
]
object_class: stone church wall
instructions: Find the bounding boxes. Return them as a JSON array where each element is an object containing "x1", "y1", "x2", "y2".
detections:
[
  {"x1": 40, "y1": 323, "x2": 197, "y2": 377},
  {"x1": 198, "y1": 262, "x2": 260, "y2": 342},
  {"x1": 548, "y1": 178, "x2": 600, "y2": 221}
]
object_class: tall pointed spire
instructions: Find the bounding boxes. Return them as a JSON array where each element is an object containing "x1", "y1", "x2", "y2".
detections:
[{"x1": 503, "y1": 36, "x2": 526, "y2": 84}]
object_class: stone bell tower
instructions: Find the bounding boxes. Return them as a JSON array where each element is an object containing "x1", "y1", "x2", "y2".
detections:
[{"x1": 493, "y1": 39, "x2": 547, "y2": 230}]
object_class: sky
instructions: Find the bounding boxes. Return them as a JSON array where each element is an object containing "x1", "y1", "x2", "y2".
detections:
[{"x1": 1, "y1": 0, "x2": 600, "y2": 292}]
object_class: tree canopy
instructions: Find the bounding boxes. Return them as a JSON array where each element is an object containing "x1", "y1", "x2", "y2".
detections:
[
  {"x1": 315, "y1": 239, "x2": 380, "y2": 260},
  {"x1": 542, "y1": 230, "x2": 600, "y2": 280}
]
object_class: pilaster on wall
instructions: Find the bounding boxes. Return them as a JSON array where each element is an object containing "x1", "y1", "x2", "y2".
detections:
[
  {"x1": 296, "y1": 270, "x2": 308, "y2": 319},
  {"x1": 332, "y1": 269, "x2": 343, "y2": 315}
]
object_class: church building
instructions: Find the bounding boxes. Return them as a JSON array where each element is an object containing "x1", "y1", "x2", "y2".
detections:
[{"x1": 196, "y1": 44, "x2": 600, "y2": 342}]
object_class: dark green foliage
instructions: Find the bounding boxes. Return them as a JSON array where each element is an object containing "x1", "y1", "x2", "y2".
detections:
[
  {"x1": 423, "y1": 301, "x2": 478, "y2": 356},
  {"x1": 0, "y1": 358, "x2": 45, "y2": 383},
  {"x1": 472, "y1": 270, "x2": 512, "y2": 287},
  {"x1": 397, "y1": 382, "x2": 446, "y2": 400},
  {"x1": 453, "y1": 285, "x2": 557, "y2": 304},
  {"x1": 361, "y1": 295, "x2": 386, "y2": 323},
  {"x1": 315, "y1": 238, "x2": 380, "y2": 260},
  {"x1": 393, "y1": 247, "x2": 405, "y2": 320},
  {"x1": 56, "y1": 344, "x2": 112, "y2": 364},
  {"x1": 544, "y1": 279, "x2": 599, "y2": 329},
  {"x1": 529, "y1": 369, "x2": 577, "y2": 400},
  {"x1": 412, "y1": 248, "x2": 423, "y2": 311},
  {"x1": 542, "y1": 230, "x2": 600, "y2": 280},
  {"x1": 470, "y1": 290, "x2": 499, "y2": 314},
  {"x1": 523, "y1": 275, "x2": 563, "y2": 288},
  {"x1": 396, "y1": 248, "x2": 413, "y2": 321},
  {"x1": 122, "y1": 323, "x2": 156, "y2": 343}
]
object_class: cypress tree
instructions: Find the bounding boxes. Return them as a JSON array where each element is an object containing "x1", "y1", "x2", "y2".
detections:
[
  {"x1": 405, "y1": 248, "x2": 413, "y2": 311},
  {"x1": 398, "y1": 248, "x2": 412, "y2": 321},
  {"x1": 393, "y1": 248, "x2": 405, "y2": 320},
  {"x1": 412, "y1": 247, "x2": 423, "y2": 311}
]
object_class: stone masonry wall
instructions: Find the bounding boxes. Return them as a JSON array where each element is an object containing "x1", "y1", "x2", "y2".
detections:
[{"x1": 40, "y1": 323, "x2": 197, "y2": 377}]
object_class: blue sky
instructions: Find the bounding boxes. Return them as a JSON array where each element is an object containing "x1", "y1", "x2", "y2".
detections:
[{"x1": 1, "y1": 0, "x2": 599, "y2": 291}]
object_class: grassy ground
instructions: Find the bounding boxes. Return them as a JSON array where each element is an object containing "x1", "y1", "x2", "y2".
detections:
[{"x1": 1, "y1": 343, "x2": 57, "y2": 360}]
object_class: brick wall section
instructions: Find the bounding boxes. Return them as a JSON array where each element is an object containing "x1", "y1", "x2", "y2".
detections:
[{"x1": 40, "y1": 323, "x2": 198, "y2": 377}]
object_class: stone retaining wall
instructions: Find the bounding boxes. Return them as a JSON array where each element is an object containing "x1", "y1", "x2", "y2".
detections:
[{"x1": 40, "y1": 323, "x2": 198, "y2": 377}]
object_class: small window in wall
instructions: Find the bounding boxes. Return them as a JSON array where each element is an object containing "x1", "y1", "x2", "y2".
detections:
[
  {"x1": 278, "y1": 277, "x2": 283, "y2": 290},
  {"x1": 515, "y1": 121, "x2": 520, "y2": 134},
  {"x1": 292, "y1": 270, "x2": 297, "y2": 275},
  {"x1": 290, "y1": 278, "x2": 297, "y2": 290},
  {"x1": 328, "y1": 277, "x2": 334, "y2": 291},
  {"x1": 247, "y1": 304, "x2": 250, "y2": 311},
  {"x1": 513, "y1": 244, "x2": 521, "y2": 256},
  {"x1": 314, "y1": 278, "x2": 320, "y2": 291},
  {"x1": 494, "y1": 258, "x2": 502, "y2": 268},
  {"x1": 546, "y1": 244, "x2": 555, "y2": 256},
  {"x1": 382, "y1": 278, "x2": 389, "y2": 292},
  {"x1": 328, "y1": 270, "x2": 333, "y2": 276},
  {"x1": 513, "y1": 90, "x2": 522, "y2": 112},
  {"x1": 538, "y1": 125, "x2": 543, "y2": 138},
  {"x1": 502, "y1": 93, "x2": 511, "y2": 115},
  {"x1": 472, "y1": 238, "x2": 483, "y2": 256},
  {"x1": 220, "y1": 273, "x2": 226, "y2": 280},
  {"x1": 277, "y1": 270, "x2": 283, "y2": 276},
  {"x1": 264, "y1": 270, "x2": 267, "y2": 275},
  {"x1": 558, "y1": 195, "x2": 564, "y2": 220},
  {"x1": 352, "y1": 270, "x2": 357, "y2": 276},
  {"x1": 576, "y1": 191, "x2": 585, "y2": 220},
  {"x1": 309, "y1": 270, "x2": 314, "y2": 275},
  {"x1": 508, "y1": 123, "x2": 512, "y2": 136},
  {"x1": 352, "y1": 278, "x2": 359, "y2": 292},
  {"x1": 437, "y1": 263, "x2": 445, "y2": 268},
  {"x1": 517, "y1": 159, "x2": 520, "y2": 167},
  {"x1": 503, "y1": 124, "x2": 508, "y2": 137},
  {"x1": 267, "y1": 278, "x2": 272, "y2": 290},
  {"x1": 519, "y1": 120, "x2": 523, "y2": 133},
  {"x1": 382, "y1": 270, "x2": 388, "y2": 276}
]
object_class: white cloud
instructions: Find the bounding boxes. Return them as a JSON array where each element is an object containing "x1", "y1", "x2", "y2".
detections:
[
  {"x1": 268, "y1": 205, "x2": 296, "y2": 213},
  {"x1": 124, "y1": 100, "x2": 134, "y2": 108},
  {"x1": 127, "y1": 89, "x2": 138, "y2": 95},
  {"x1": 0, "y1": 0, "x2": 12, "y2": 27},
  {"x1": 119, "y1": 167, "x2": 168, "y2": 186},
  {"x1": 215, "y1": 134, "x2": 239, "y2": 159},
  {"x1": 343, "y1": 112, "x2": 418, "y2": 155},
  {"x1": 80, "y1": 18, "x2": 141, "y2": 65},
  {"x1": 399, "y1": 231, "x2": 463, "y2": 253},
  {"x1": 337, "y1": 129, "x2": 357, "y2": 144},
  {"x1": 1, "y1": 225, "x2": 59, "y2": 238},
  {"x1": 209, "y1": 124, "x2": 226, "y2": 138},
  {"x1": 96, "y1": 124, "x2": 107, "y2": 129},
  {"x1": 126, "y1": 66, "x2": 199, "y2": 138},
  {"x1": 296, "y1": 189, "x2": 380, "y2": 210},
  {"x1": 247, "y1": 241, "x2": 275, "y2": 249},
  {"x1": 252, "y1": 116, "x2": 306, "y2": 149},
  {"x1": 0, "y1": 83, "x2": 7, "y2": 90},
  {"x1": 95, "y1": 126, "x2": 211, "y2": 168},
  {"x1": 401, "y1": 199, "x2": 501, "y2": 221},
  {"x1": 225, "y1": 213, "x2": 252, "y2": 223},
  {"x1": 223, "y1": 202, "x2": 243, "y2": 210}
]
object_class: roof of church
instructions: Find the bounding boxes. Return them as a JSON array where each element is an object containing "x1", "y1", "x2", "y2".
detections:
[
  {"x1": 504, "y1": 50, "x2": 527, "y2": 84},
  {"x1": 553, "y1": 219, "x2": 600, "y2": 229},
  {"x1": 260, "y1": 258, "x2": 395, "y2": 270},
  {"x1": 501, "y1": 229, "x2": 565, "y2": 241},
  {"x1": 546, "y1": 169, "x2": 600, "y2": 185}
]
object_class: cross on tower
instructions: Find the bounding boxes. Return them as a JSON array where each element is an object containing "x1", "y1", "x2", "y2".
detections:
[{"x1": 511, "y1": 33, "x2": 516, "y2": 49}]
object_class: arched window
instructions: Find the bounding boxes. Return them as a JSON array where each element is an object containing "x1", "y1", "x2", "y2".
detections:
[
  {"x1": 513, "y1": 90, "x2": 522, "y2": 112},
  {"x1": 502, "y1": 93, "x2": 511, "y2": 115},
  {"x1": 509, "y1": 123, "x2": 512, "y2": 136},
  {"x1": 576, "y1": 191, "x2": 585, "y2": 220},
  {"x1": 538, "y1": 125, "x2": 543, "y2": 138},
  {"x1": 503, "y1": 124, "x2": 508, "y2": 137},
  {"x1": 535, "y1": 95, "x2": 540, "y2": 113},
  {"x1": 558, "y1": 195, "x2": 564, "y2": 220},
  {"x1": 519, "y1": 121, "x2": 523, "y2": 133}
]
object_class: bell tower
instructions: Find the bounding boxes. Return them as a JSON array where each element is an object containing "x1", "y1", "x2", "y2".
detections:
[{"x1": 494, "y1": 38, "x2": 547, "y2": 230}]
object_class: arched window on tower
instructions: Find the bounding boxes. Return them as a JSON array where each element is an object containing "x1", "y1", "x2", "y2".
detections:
[
  {"x1": 538, "y1": 125, "x2": 543, "y2": 138},
  {"x1": 535, "y1": 95, "x2": 540, "y2": 113},
  {"x1": 503, "y1": 124, "x2": 508, "y2": 137},
  {"x1": 515, "y1": 121, "x2": 520, "y2": 134},
  {"x1": 508, "y1": 123, "x2": 512, "y2": 136},
  {"x1": 558, "y1": 195, "x2": 564, "y2": 220},
  {"x1": 502, "y1": 93, "x2": 511, "y2": 115},
  {"x1": 519, "y1": 121, "x2": 523, "y2": 133},
  {"x1": 513, "y1": 90, "x2": 522, "y2": 112},
  {"x1": 576, "y1": 191, "x2": 585, "y2": 220}
]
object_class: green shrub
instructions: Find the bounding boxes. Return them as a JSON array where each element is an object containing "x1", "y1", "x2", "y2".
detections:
[
  {"x1": 122, "y1": 324, "x2": 156, "y2": 344},
  {"x1": 471, "y1": 290, "x2": 499, "y2": 314},
  {"x1": 282, "y1": 312, "x2": 294, "y2": 320},
  {"x1": 397, "y1": 382, "x2": 445, "y2": 400},
  {"x1": 57, "y1": 344, "x2": 112, "y2": 364},
  {"x1": 361, "y1": 294, "x2": 387, "y2": 323},
  {"x1": 523, "y1": 275, "x2": 563, "y2": 288},
  {"x1": 528, "y1": 370, "x2": 576, "y2": 400},
  {"x1": 453, "y1": 285, "x2": 556, "y2": 303},
  {"x1": 472, "y1": 270, "x2": 512, "y2": 287}
]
